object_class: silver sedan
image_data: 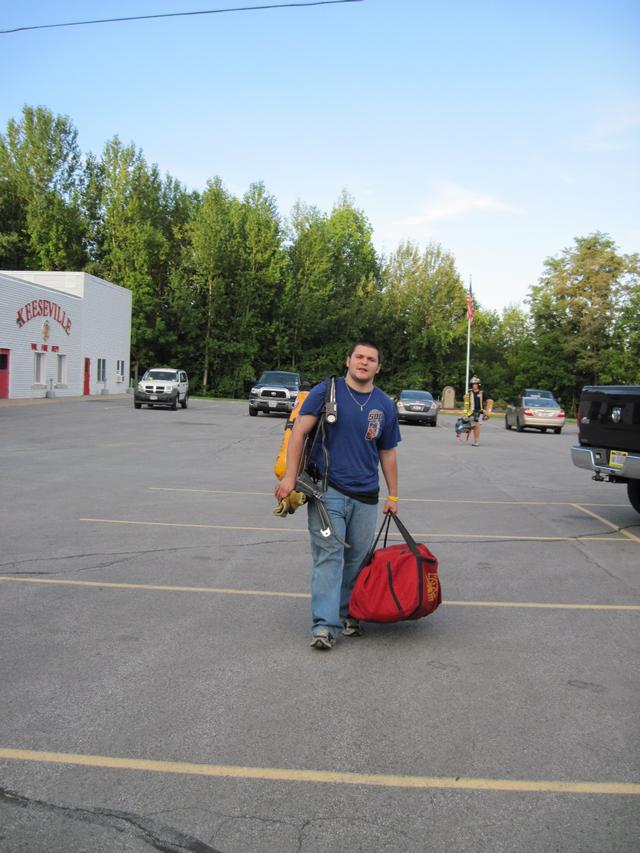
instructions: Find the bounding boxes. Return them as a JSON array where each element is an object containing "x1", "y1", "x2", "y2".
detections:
[
  {"x1": 505, "y1": 396, "x2": 566, "y2": 433},
  {"x1": 396, "y1": 390, "x2": 439, "y2": 426}
]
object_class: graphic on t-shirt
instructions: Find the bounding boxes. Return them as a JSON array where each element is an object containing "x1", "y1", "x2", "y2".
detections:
[{"x1": 366, "y1": 409, "x2": 384, "y2": 441}]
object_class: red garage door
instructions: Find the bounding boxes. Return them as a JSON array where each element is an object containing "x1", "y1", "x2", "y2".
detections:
[
  {"x1": 0, "y1": 349, "x2": 9, "y2": 399},
  {"x1": 83, "y1": 357, "x2": 91, "y2": 395}
]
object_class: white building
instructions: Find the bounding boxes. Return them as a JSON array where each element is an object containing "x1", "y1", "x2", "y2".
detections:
[{"x1": 0, "y1": 271, "x2": 132, "y2": 400}]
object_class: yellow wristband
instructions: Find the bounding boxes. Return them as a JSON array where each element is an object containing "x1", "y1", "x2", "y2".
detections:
[{"x1": 387, "y1": 496, "x2": 399, "y2": 502}]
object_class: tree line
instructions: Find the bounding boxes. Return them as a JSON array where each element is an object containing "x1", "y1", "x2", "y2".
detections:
[{"x1": 1, "y1": 106, "x2": 638, "y2": 411}]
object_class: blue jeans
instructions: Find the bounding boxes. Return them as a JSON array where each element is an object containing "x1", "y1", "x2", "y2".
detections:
[{"x1": 307, "y1": 486, "x2": 378, "y2": 637}]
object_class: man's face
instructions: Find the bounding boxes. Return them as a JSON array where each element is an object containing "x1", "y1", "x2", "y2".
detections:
[
  {"x1": 472, "y1": 383, "x2": 479, "y2": 392},
  {"x1": 346, "y1": 345, "x2": 381, "y2": 384}
]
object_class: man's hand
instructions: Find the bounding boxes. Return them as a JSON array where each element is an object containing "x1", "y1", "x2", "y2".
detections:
[
  {"x1": 379, "y1": 448, "x2": 399, "y2": 517},
  {"x1": 275, "y1": 474, "x2": 297, "y2": 503},
  {"x1": 273, "y1": 490, "x2": 307, "y2": 517}
]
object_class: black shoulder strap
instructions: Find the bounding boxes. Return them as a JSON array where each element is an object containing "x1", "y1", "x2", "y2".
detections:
[{"x1": 305, "y1": 376, "x2": 337, "y2": 491}]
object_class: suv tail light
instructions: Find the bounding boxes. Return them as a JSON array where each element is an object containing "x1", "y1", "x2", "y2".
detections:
[
  {"x1": 523, "y1": 408, "x2": 534, "y2": 416},
  {"x1": 557, "y1": 410, "x2": 565, "y2": 417}
]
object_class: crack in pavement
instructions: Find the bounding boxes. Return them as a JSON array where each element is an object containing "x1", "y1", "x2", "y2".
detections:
[
  {"x1": 151, "y1": 806, "x2": 424, "y2": 852},
  {"x1": 568, "y1": 537, "x2": 633, "y2": 586},
  {"x1": 0, "y1": 547, "x2": 208, "y2": 576},
  {"x1": 207, "y1": 435, "x2": 260, "y2": 457},
  {"x1": 293, "y1": 814, "x2": 424, "y2": 853},
  {"x1": 0, "y1": 786, "x2": 221, "y2": 853}
]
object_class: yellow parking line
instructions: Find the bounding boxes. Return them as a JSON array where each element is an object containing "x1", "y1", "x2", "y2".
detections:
[
  {"x1": 0, "y1": 577, "x2": 307, "y2": 599},
  {"x1": 78, "y1": 518, "x2": 627, "y2": 543},
  {"x1": 0, "y1": 748, "x2": 637, "y2": 796},
  {"x1": 80, "y1": 517, "x2": 307, "y2": 534},
  {"x1": 150, "y1": 487, "x2": 273, "y2": 497},
  {"x1": 444, "y1": 599, "x2": 640, "y2": 611},
  {"x1": 2, "y1": 577, "x2": 639, "y2": 611},
  {"x1": 148, "y1": 488, "x2": 630, "y2": 508},
  {"x1": 572, "y1": 504, "x2": 640, "y2": 544}
]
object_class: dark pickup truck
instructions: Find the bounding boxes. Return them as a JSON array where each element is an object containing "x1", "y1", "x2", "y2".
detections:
[{"x1": 571, "y1": 385, "x2": 640, "y2": 514}]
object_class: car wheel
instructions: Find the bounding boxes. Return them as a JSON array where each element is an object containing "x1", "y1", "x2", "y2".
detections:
[
  {"x1": 627, "y1": 480, "x2": 640, "y2": 515},
  {"x1": 181, "y1": 393, "x2": 188, "y2": 409},
  {"x1": 171, "y1": 396, "x2": 178, "y2": 411},
  {"x1": 431, "y1": 420, "x2": 437, "y2": 427},
  {"x1": 505, "y1": 416, "x2": 511, "y2": 430},
  {"x1": 516, "y1": 418, "x2": 523, "y2": 432},
  {"x1": 554, "y1": 427, "x2": 562, "y2": 434},
  {"x1": 249, "y1": 407, "x2": 257, "y2": 417},
  {"x1": 134, "y1": 401, "x2": 141, "y2": 409}
]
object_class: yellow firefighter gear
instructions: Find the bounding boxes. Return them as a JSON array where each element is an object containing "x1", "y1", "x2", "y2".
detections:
[{"x1": 273, "y1": 390, "x2": 310, "y2": 480}]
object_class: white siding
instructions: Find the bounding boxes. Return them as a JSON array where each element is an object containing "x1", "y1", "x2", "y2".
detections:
[
  {"x1": 0, "y1": 271, "x2": 131, "y2": 399},
  {"x1": 81, "y1": 274, "x2": 132, "y2": 394},
  {"x1": 0, "y1": 273, "x2": 83, "y2": 398}
]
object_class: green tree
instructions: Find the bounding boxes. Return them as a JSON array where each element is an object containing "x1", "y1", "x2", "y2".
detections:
[
  {"x1": 279, "y1": 202, "x2": 332, "y2": 374},
  {"x1": 187, "y1": 179, "x2": 288, "y2": 395},
  {"x1": 378, "y1": 241, "x2": 468, "y2": 394},
  {"x1": 528, "y1": 233, "x2": 640, "y2": 410},
  {"x1": 188, "y1": 178, "x2": 236, "y2": 393},
  {"x1": 87, "y1": 136, "x2": 194, "y2": 375},
  {"x1": 280, "y1": 192, "x2": 381, "y2": 379},
  {"x1": 0, "y1": 105, "x2": 86, "y2": 268}
]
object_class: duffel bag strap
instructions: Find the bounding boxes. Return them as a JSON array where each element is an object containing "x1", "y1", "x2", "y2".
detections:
[
  {"x1": 361, "y1": 513, "x2": 392, "y2": 567},
  {"x1": 362, "y1": 512, "x2": 437, "y2": 569},
  {"x1": 389, "y1": 512, "x2": 437, "y2": 565}
]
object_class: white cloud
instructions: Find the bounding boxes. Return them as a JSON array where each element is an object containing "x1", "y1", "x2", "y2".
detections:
[{"x1": 395, "y1": 182, "x2": 523, "y2": 228}]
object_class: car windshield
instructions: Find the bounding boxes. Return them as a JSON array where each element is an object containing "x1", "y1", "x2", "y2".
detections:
[
  {"x1": 143, "y1": 370, "x2": 178, "y2": 381},
  {"x1": 524, "y1": 397, "x2": 559, "y2": 409},
  {"x1": 400, "y1": 390, "x2": 433, "y2": 401},
  {"x1": 524, "y1": 389, "x2": 554, "y2": 399},
  {"x1": 259, "y1": 372, "x2": 299, "y2": 385}
]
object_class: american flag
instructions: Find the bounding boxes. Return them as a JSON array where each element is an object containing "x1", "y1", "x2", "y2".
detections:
[{"x1": 466, "y1": 289, "x2": 475, "y2": 323}]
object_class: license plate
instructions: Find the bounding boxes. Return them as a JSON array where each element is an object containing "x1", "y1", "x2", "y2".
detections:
[
  {"x1": 150, "y1": 394, "x2": 157, "y2": 400},
  {"x1": 609, "y1": 450, "x2": 628, "y2": 469},
  {"x1": 409, "y1": 406, "x2": 423, "y2": 411},
  {"x1": 268, "y1": 400, "x2": 278, "y2": 408}
]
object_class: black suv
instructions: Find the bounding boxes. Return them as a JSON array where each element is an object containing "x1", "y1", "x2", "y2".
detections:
[{"x1": 249, "y1": 371, "x2": 303, "y2": 416}]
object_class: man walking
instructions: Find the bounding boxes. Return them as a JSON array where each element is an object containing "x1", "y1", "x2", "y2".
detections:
[
  {"x1": 469, "y1": 376, "x2": 489, "y2": 446},
  {"x1": 275, "y1": 342, "x2": 401, "y2": 650}
]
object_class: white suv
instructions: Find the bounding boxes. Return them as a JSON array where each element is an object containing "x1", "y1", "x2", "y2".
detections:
[{"x1": 134, "y1": 368, "x2": 189, "y2": 410}]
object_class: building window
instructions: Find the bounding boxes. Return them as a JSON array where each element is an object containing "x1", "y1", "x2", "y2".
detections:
[
  {"x1": 34, "y1": 352, "x2": 45, "y2": 384},
  {"x1": 97, "y1": 358, "x2": 106, "y2": 383},
  {"x1": 116, "y1": 359, "x2": 125, "y2": 381},
  {"x1": 56, "y1": 354, "x2": 67, "y2": 384}
]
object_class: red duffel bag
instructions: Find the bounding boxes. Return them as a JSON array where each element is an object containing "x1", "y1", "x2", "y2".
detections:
[{"x1": 349, "y1": 513, "x2": 441, "y2": 623}]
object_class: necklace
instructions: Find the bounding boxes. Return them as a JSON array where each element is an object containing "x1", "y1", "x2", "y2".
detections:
[{"x1": 345, "y1": 382, "x2": 374, "y2": 411}]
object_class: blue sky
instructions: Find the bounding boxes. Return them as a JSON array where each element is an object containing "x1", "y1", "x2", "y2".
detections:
[{"x1": 2, "y1": 0, "x2": 639, "y2": 311}]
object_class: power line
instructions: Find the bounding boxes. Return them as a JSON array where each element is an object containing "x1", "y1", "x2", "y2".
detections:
[{"x1": 1, "y1": 0, "x2": 364, "y2": 35}]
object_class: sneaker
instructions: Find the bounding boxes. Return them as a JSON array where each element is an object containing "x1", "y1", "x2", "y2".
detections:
[
  {"x1": 342, "y1": 617, "x2": 363, "y2": 637},
  {"x1": 472, "y1": 441, "x2": 479, "y2": 446},
  {"x1": 310, "y1": 630, "x2": 335, "y2": 650}
]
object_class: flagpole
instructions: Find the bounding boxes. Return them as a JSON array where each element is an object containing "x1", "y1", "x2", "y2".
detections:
[
  {"x1": 465, "y1": 276, "x2": 472, "y2": 394},
  {"x1": 465, "y1": 311, "x2": 471, "y2": 393}
]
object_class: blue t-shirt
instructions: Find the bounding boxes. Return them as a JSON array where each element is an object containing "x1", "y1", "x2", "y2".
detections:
[{"x1": 299, "y1": 377, "x2": 401, "y2": 495}]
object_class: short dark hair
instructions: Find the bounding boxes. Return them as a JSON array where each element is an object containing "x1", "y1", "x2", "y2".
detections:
[{"x1": 347, "y1": 341, "x2": 382, "y2": 363}]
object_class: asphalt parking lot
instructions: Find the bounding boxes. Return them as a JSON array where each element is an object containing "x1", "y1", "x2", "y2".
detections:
[{"x1": 1, "y1": 396, "x2": 639, "y2": 853}]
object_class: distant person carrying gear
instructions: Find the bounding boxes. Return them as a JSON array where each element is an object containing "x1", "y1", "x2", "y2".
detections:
[
  {"x1": 275, "y1": 342, "x2": 401, "y2": 651},
  {"x1": 465, "y1": 376, "x2": 492, "y2": 446}
]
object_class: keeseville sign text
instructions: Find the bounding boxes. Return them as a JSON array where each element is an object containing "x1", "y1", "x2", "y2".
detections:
[{"x1": 16, "y1": 300, "x2": 72, "y2": 335}]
